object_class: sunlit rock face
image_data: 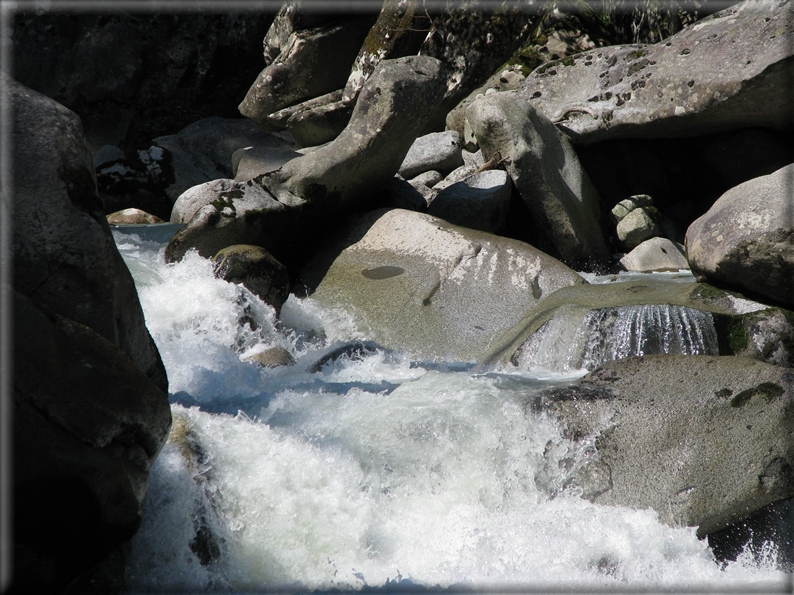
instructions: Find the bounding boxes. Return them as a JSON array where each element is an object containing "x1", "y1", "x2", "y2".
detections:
[
  {"x1": 530, "y1": 355, "x2": 794, "y2": 538},
  {"x1": 520, "y1": 0, "x2": 794, "y2": 144},
  {"x1": 299, "y1": 208, "x2": 585, "y2": 364},
  {"x1": 686, "y1": 163, "x2": 794, "y2": 310}
]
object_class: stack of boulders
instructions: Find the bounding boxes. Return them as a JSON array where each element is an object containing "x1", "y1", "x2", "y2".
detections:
[{"x1": 609, "y1": 194, "x2": 688, "y2": 272}]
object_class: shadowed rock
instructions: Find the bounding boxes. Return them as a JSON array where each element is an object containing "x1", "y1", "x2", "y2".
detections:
[
  {"x1": 239, "y1": 15, "x2": 376, "y2": 127},
  {"x1": 9, "y1": 73, "x2": 166, "y2": 389}
]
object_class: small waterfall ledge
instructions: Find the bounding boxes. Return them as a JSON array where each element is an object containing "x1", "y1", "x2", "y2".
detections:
[{"x1": 511, "y1": 304, "x2": 720, "y2": 374}]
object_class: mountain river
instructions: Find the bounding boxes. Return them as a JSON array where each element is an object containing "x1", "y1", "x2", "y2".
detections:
[{"x1": 112, "y1": 225, "x2": 788, "y2": 594}]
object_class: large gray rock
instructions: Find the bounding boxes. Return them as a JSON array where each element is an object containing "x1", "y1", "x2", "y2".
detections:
[
  {"x1": 426, "y1": 169, "x2": 512, "y2": 233},
  {"x1": 232, "y1": 143, "x2": 302, "y2": 182},
  {"x1": 466, "y1": 92, "x2": 611, "y2": 270},
  {"x1": 445, "y1": 65, "x2": 527, "y2": 148},
  {"x1": 610, "y1": 193, "x2": 654, "y2": 224},
  {"x1": 529, "y1": 355, "x2": 794, "y2": 538},
  {"x1": 9, "y1": 74, "x2": 166, "y2": 389},
  {"x1": 520, "y1": 0, "x2": 794, "y2": 144},
  {"x1": 8, "y1": 75, "x2": 171, "y2": 591},
  {"x1": 398, "y1": 131, "x2": 464, "y2": 179},
  {"x1": 616, "y1": 206, "x2": 661, "y2": 248},
  {"x1": 14, "y1": 293, "x2": 172, "y2": 593},
  {"x1": 686, "y1": 163, "x2": 794, "y2": 309},
  {"x1": 238, "y1": 15, "x2": 376, "y2": 127},
  {"x1": 719, "y1": 306, "x2": 794, "y2": 369},
  {"x1": 267, "y1": 89, "x2": 355, "y2": 148},
  {"x1": 342, "y1": 0, "x2": 430, "y2": 105},
  {"x1": 264, "y1": 0, "x2": 433, "y2": 147},
  {"x1": 418, "y1": 5, "x2": 533, "y2": 134},
  {"x1": 299, "y1": 208, "x2": 585, "y2": 363},
  {"x1": 263, "y1": 55, "x2": 446, "y2": 210},
  {"x1": 165, "y1": 56, "x2": 446, "y2": 264}
]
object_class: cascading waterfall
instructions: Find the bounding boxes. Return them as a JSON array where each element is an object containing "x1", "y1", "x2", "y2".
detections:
[
  {"x1": 511, "y1": 304, "x2": 719, "y2": 374},
  {"x1": 112, "y1": 226, "x2": 784, "y2": 593}
]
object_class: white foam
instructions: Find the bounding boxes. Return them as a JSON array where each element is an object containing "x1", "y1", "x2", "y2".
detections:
[{"x1": 115, "y1": 231, "x2": 786, "y2": 593}]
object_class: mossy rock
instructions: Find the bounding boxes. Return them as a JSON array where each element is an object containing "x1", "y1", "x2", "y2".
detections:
[{"x1": 212, "y1": 245, "x2": 290, "y2": 314}]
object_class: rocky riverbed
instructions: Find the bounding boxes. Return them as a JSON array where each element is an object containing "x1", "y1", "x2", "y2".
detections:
[{"x1": 6, "y1": 0, "x2": 794, "y2": 592}]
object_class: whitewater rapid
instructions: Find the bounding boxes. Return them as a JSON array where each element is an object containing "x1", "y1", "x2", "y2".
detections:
[{"x1": 113, "y1": 226, "x2": 787, "y2": 593}]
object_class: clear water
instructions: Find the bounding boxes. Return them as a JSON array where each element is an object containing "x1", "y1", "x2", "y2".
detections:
[
  {"x1": 112, "y1": 226, "x2": 787, "y2": 593},
  {"x1": 512, "y1": 304, "x2": 719, "y2": 375}
]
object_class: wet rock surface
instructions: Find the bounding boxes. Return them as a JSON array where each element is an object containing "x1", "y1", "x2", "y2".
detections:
[
  {"x1": 530, "y1": 355, "x2": 794, "y2": 537},
  {"x1": 212, "y1": 244, "x2": 290, "y2": 314},
  {"x1": 300, "y1": 208, "x2": 585, "y2": 363}
]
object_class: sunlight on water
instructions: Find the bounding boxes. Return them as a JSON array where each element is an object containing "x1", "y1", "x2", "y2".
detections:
[
  {"x1": 512, "y1": 304, "x2": 719, "y2": 374},
  {"x1": 112, "y1": 227, "x2": 787, "y2": 593}
]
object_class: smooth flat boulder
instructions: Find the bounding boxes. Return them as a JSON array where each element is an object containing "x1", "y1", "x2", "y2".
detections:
[
  {"x1": 520, "y1": 0, "x2": 794, "y2": 144},
  {"x1": 466, "y1": 92, "x2": 611, "y2": 270},
  {"x1": 529, "y1": 355, "x2": 794, "y2": 538},
  {"x1": 686, "y1": 163, "x2": 794, "y2": 309},
  {"x1": 165, "y1": 56, "x2": 446, "y2": 264},
  {"x1": 619, "y1": 236, "x2": 688, "y2": 272},
  {"x1": 299, "y1": 208, "x2": 585, "y2": 363}
]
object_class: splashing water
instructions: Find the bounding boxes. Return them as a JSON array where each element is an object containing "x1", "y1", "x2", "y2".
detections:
[
  {"x1": 512, "y1": 304, "x2": 719, "y2": 375},
  {"x1": 112, "y1": 226, "x2": 786, "y2": 593}
]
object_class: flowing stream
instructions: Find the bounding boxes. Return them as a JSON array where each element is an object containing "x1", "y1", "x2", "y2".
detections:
[{"x1": 113, "y1": 225, "x2": 786, "y2": 593}]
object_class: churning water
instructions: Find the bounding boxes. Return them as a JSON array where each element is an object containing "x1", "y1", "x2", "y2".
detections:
[{"x1": 113, "y1": 226, "x2": 787, "y2": 593}]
